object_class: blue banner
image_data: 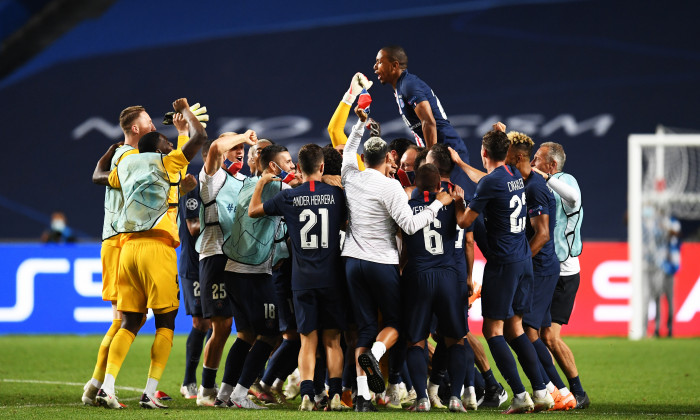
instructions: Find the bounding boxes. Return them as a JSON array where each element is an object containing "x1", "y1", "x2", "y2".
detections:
[{"x1": 0, "y1": 243, "x2": 198, "y2": 334}]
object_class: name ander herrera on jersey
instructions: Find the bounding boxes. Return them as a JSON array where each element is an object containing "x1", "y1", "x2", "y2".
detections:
[{"x1": 292, "y1": 194, "x2": 337, "y2": 207}]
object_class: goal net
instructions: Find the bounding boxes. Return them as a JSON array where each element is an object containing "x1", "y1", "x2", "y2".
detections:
[{"x1": 628, "y1": 128, "x2": 700, "y2": 339}]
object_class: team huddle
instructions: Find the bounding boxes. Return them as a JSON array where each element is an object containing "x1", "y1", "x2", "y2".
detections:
[{"x1": 82, "y1": 46, "x2": 588, "y2": 414}]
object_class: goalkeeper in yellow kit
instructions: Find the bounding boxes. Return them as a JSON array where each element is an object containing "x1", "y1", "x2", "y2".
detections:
[{"x1": 92, "y1": 98, "x2": 209, "y2": 409}]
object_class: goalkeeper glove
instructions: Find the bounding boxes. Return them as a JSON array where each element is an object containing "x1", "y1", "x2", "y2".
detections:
[
  {"x1": 342, "y1": 72, "x2": 373, "y2": 106},
  {"x1": 163, "y1": 103, "x2": 210, "y2": 128}
]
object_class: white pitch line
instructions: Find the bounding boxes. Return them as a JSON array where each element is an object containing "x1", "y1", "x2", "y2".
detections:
[
  {"x1": 1, "y1": 378, "x2": 143, "y2": 392},
  {"x1": 0, "y1": 378, "x2": 144, "y2": 409}
]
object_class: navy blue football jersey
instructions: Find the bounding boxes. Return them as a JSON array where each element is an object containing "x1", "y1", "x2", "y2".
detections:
[
  {"x1": 395, "y1": 71, "x2": 468, "y2": 157},
  {"x1": 441, "y1": 180, "x2": 470, "y2": 280},
  {"x1": 403, "y1": 188, "x2": 458, "y2": 274},
  {"x1": 178, "y1": 187, "x2": 200, "y2": 280},
  {"x1": 468, "y1": 165, "x2": 531, "y2": 264},
  {"x1": 263, "y1": 180, "x2": 346, "y2": 291},
  {"x1": 524, "y1": 171, "x2": 560, "y2": 276}
]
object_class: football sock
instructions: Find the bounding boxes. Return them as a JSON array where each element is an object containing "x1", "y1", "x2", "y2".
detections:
[
  {"x1": 560, "y1": 387, "x2": 571, "y2": 396},
  {"x1": 221, "y1": 338, "x2": 252, "y2": 388},
  {"x1": 371, "y1": 341, "x2": 387, "y2": 361},
  {"x1": 237, "y1": 340, "x2": 274, "y2": 388},
  {"x1": 465, "y1": 362, "x2": 476, "y2": 388},
  {"x1": 313, "y1": 356, "x2": 327, "y2": 395},
  {"x1": 201, "y1": 366, "x2": 217, "y2": 389},
  {"x1": 231, "y1": 383, "x2": 248, "y2": 402},
  {"x1": 447, "y1": 344, "x2": 467, "y2": 398},
  {"x1": 356, "y1": 375, "x2": 371, "y2": 400},
  {"x1": 300, "y1": 379, "x2": 314, "y2": 400},
  {"x1": 280, "y1": 339, "x2": 301, "y2": 379},
  {"x1": 471, "y1": 366, "x2": 485, "y2": 389},
  {"x1": 487, "y1": 335, "x2": 526, "y2": 394},
  {"x1": 183, "y1": 327, "x2": 207, "y2": 385},
  {"x1": 406, "y1": 345, "x2": 428, "y2": 399},
  {"x1": 400, "y1": 361, "x2": 414, "y2": 390},
  {"x1": 261, "y1": 339, "x2": 291, "y2": 385},
  {"x1": 104, "y1": 328, "x2": 135, "y2": 384},
  {"x1": 388, "y1": 345, "x2": 405, "y2": 385},
  {"x1": 102, "y1": 374, "x2": 116, "y2": 395},
  {"x1": 481, "y1": 368, "x2": 498, "y2": 387},
  {"x1": 91, "y1": 319, "x2": 121, "y2": 383},
  {"x1": 218, "y1": 382, "x2": 234, "y2": 401},
  {"x1": 342, "y1": 347, "x2": 356, "y2": 388},
  {"x1": 144, "y1": 377, "x2": 158, "y2": 397},
  {"x1": 508, "y1": 334, "x2": 545, "y2": 391},
  {"x1": 569, "y1": 375, "x2": 584, "y2": 395},
  {"x1": 328, "y1": 377, "x2": 342, "y2": 398},
  {"x1": 532, "y1": 338, "x2": 566, "y2": 389},
  {"x1": 148, "y1": 328, "x2": 174, "y2": 384}
]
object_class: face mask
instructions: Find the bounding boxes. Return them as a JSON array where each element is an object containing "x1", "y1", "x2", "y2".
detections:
[
  {"x1": 223, "y1": 158, "x2": 243, "y2": 175},
  {"x1": 405, "y1": 170, "x2": 416, "y2": 185},
  {"x1": 51, "y1": 219, "x2": 66, "y2": 232},
  {"x1": 273, "y1": 162, "x2": 296, "y2": 184}
]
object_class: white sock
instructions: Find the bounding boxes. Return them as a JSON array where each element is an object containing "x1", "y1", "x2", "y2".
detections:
[
  {"x1": 102, "y1": 374, "x2": 116, "y2": 395},
  {"x1": 231, "y1": 384, "x2": 248, "y2": 401},
  {"x1": 315, "y1": 392, "x2": 326, "y2": 403},
  {"x1": 515, "y1": 391, "x2": 527, "y2": 400},
  {"x1": 460, "y1": 385, "x2": 465, "y2": 397},
  {"x1": 468, "y1": 386, "x2": 476, "y2": 398},
  {"x1": 144, "y1": 377, "x2": 158, "y2": 397},
  {"x1": 427, "y1": 380, "x2": 439, "y2": 396},
  {"x1": 545, "y1": 381, "x2": 556, "y2": 393},
  {"x1": 371, "y1": 341, "x2": 387, "y2": 361},
  {"x1": 259, "y1": 380, "x2": 270, "y2": 391},
  {"x1": 342, "y1": 386, "x2": 351, "y2": 392},
  {"x1": 559, "y1": 387, "x2": 571, "y2": 397},
  {"x1": 534, "y1": 389, "x2": 548, "y2": 399},
  {"x1": 89, "y1": 378, "x2": 102, "y2": 388},
  {"x1": 218, "y1": 382, "x2": 234, "y2": 401},
  {"x1": 356, "y1": 376, "x2": 371, "y2": 400},
  {"x1": 272, "y1": 378, "x2": 284, "y2": 390}
]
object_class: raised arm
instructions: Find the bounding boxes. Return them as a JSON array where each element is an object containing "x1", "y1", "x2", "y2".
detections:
[
  {"x1": 532, "y1": 168, "x2": 581, "y2": 209},
  {"x1": 92, "y1": 141, "x2": 123, "y2": 186},
  {"x1": 449, "y1": 146, "x2": 486, "y2": 183},
  {"x1": 341, "y1": 109, "x2": 366, "y2": 176},
  {"x1": 452, "y1": 185, "x2": 470, "y2": 229},
  {"x1": 175, "y1": 98, "x2": 208, "y2": 162},
  {"x1": 204, "y1": 130, "x2": 258, "y2": 176}
]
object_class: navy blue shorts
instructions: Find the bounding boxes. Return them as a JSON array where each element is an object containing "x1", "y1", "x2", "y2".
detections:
[
  {"x1": 181, "y1": 276, "x2": 203, "y2": 317},
  {"x1": 225, "y1": 271, "x2": 279, "y2": 336},
  {"x1": 345, "y1": 257, "x2": 400, "y2": 348},
  {"x1": 522, "y1": 272, "x2": 559, "y2": 329},
  {"x1": 293, "y1": 287, "x2": 347, "y2": 334},
  {"x1": 481, "y1": 258, "x2": 533, "y2": 320},
  {"x1": 199, "y1": 255, "x2": 233, "y2": 319},
  {"x1": 550, "y1": 273, "x2": 581, "y2": 325},
  {"x1": 403, "y1": 268, "x2": 468, "y2": 343},
  {"x1": 273, "y1": 258, "x2": 296, "y2": 332}
]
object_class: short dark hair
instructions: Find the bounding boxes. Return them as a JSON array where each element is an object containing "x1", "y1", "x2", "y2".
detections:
[
  {"x1": 119, "y1": 105, "x2": 145, "y2": 133},
  {"x1": 389, "y1": 137, "x2": 413, "y2": 163},
  {"x1": 427, "y1": 143, "x2": 454, "y2": 177},
  {"x1": 414, "y1": 147, "x2": 429, "y2": 169},
  {"x1": 482, "y1": 130, "x2": 510, "y2": 162},
  {"x1": 415, "y1": 163, "x2": 441, "y2": 193},
  {"x1": 138, "y1": 131, "x2": 163, "y2": 153},
  {"x1": 297, "y1": 144, "x2": 324, "y2": 175},
  {"x1": 363, "y1": 137, "x2": 388, "y2": 168},
  {"x1": 258, "y1": 144, "x2": 288, "y2": 172},
  {"x1": 381, "y1": 45, "x2": 408, "y2": 69},
  {"x1": 322, "y1": 145, "x2": 342, "y2": 176}
]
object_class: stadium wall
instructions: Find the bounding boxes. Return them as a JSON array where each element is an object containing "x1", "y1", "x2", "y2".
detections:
[
  {"x1": 1, "y1": 0, "x2": 699, "y2": 241},
  {"x1": 1, "y1": 242, "x2": 698, "y2": 336}
]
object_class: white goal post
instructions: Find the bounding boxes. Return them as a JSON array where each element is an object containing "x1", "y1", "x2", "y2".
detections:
[{"x1": 628, "y1": 131, "x2": 700, "y2": 340}]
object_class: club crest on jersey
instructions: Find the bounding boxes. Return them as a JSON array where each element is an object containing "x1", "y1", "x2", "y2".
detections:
[{"x1": 186, "y1": 198, "x2": 198, "y2": 211}]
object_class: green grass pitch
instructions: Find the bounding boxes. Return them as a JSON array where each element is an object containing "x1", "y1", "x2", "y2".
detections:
[{"x1": 0, "y1": 335, "x2": 698, "y2": 419}]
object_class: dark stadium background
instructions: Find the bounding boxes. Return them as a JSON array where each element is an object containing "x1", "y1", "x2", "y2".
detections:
[{"x1": 1, "y1": 0, "x2": 699, "y2": 241}]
